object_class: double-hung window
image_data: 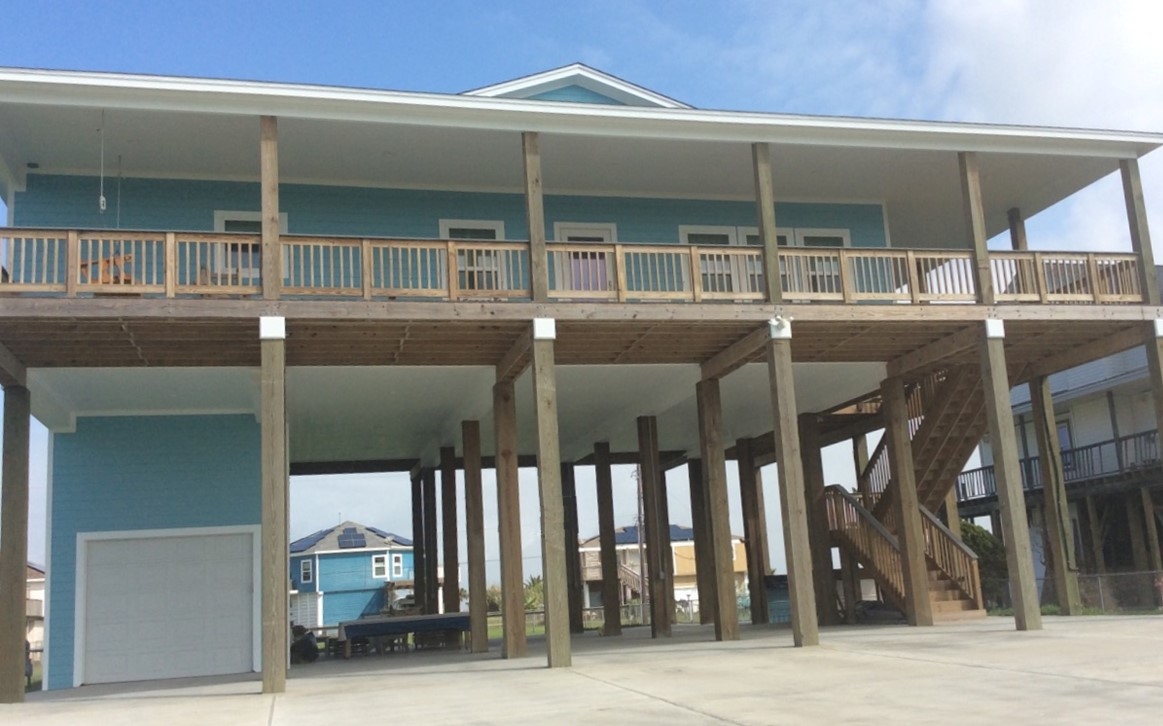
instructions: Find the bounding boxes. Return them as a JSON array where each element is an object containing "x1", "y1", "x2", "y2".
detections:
[
  {"x1": 552, "y1": 223, "x2": 616, "y2": 293},
  {"x1": 299, "y1": 559, "x2": 313, "y2": 585},
  {"x1": 372, "y1": 554, "x2": 388, "y2": 579},
  {"x1": 440, "y1": 219, "x2": 505, "y2": 291}
]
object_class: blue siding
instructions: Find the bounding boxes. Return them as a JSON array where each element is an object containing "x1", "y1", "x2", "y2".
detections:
[
  {"x1": 15, "y1": 174, "x2": 887, "y2": 248},
  {"x1": 290, "y1": 554, "x2": 317, "y2": 593},
  {"x1": 323, "y1": 589, "x2": 386, "y2": 625},
  {"x1": 46, "y1": 415, "x2": 260, "y2": 690},
  {"x1": 317, "y1": 550, "x2": 386, "y2": 592},
  {"x1": 528, "y1": 85, "x2": 628, "y2": 105}
]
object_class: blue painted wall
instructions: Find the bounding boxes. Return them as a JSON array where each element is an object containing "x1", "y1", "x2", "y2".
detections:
[
  {"x1": 46, "y1": 414, "x2": 261, "y2": 690},
  {"x1": 323, "y1": 589, "x2": 385, "y2": 625},
  {"x1": 290, "y1": 549, "x2": 415, "y2": 625},
  {"x1": 528, "y1": 85, "x2": 628, "y2": 105},
  {"x1": 290, "y1": 554, "x2": 317, "y2": 593},
  {"x1": 14, "y1": 174, "x2": 888, "y2": 248}
]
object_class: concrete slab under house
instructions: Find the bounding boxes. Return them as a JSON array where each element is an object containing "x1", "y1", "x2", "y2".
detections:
[{"x1": 0, "y1": 61, "x2": 1162, "y2": 702}]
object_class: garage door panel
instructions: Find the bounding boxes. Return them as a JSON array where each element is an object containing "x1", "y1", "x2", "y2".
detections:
[{"x1": 82, "y1": 531, "x2": 255, "y2": 685}]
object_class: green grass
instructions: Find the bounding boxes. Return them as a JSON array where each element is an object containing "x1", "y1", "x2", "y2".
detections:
[{"x1": 987, "y1": 604, "x2": 1159, "y2": 617}]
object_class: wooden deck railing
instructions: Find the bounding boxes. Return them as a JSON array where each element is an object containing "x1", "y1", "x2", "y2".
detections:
[
  {"x1": 920, "y1": 506, "x2": 983, "y2": 609},
  {"x1": 0, "y1": 228, "x2": 1147, "y2": 305},
  {"x1": 824, "y1": 485, "x2": 906, "y2": 609},
  {"x1": 956, "y1": 429, "x2": 1160, "y2": 502}
]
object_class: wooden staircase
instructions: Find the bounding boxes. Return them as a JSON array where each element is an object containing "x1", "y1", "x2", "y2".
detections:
[{"x1": 825, "y1": 486, "x2": 985, "y2": 621}]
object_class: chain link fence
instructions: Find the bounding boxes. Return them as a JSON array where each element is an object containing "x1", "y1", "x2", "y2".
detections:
[{"x1": 983, "y1": 571, "x2": 1163, "y2": 614}]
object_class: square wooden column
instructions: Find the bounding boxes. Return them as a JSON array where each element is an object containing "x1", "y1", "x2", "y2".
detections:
[
  {"x1": 411, "y1": 469, "x2": 426, "y2": 612},
  {"x1": 493, "y1": 379, "x2": 526, "y2": 658},
  {"x1": 561, "y1": 461, "x2": 585, "y2": 634},
  {"x1": 687, "y1": 458, "x2": 716, "y2": 624},
  {"x1": 737, "y1": 438, "x2": 769, "y2": 625},
  {"x1": 1086, "y1": 496, "x2": 1107, "y2": 574},
  {"x1": 1127, "y1": 495, "x2": 1150, "y2": 572},
  {"x1": 839, "y1": 549, "x2": 860, "y2": 625},
  {"x1": 531, "y1": 318, "x2": 571, "y2": 667},
  {"x1": 422, "y1": 467, "x2": 439, "y2": 613},
  {"x1": 260, "y1": 116, "x2": 281, "y2": 301},
  {"x1": 1142, "y1": 488, "x2": 1163, "y2": 576},
  {"x1": 523, "y1": 132, "x2": 549, "y2": 302},
  {"x1": 959, "y1": 151, "x2": 994, "y2": 304},
  {"x1": 798, "y1": 415, "x2": 837, "y2": 625},
  {"x1": 752, "y1": 142, "x2": 782, "y2": 303},
  {"x1": 440, "y1": 446, "x2": 460, "y2": 614},
  {"x1": 1140, "y1": 320, "x2": 1163, "y2": 568},
  {"x1": 1029, "y1": 376, "x2": 1082, "y2": 614},
  {"x1": 881, "y1": 376, "x2": 934, "y2": 627},
  {"x1": 765, "y1": 318, "x2": 819, "y2": 646},
  {"x1": 657, "y1": 466, "x2": 676, "y2": 623},
  {"x1": 462, "y1": 421, "x2": 488, "y2": 652},
  {"x1": 979, "y1": 320, "x2": 1042, "y2": 630},
  {"x1": 0, "y1": 385, "x2": 30, "y2": 704},
  {"x1": 637, "y1": 415, "x2": 672, "y2": 637},
  {"x1": 696, "y1": 379, "x2": 740, "y2": 641},
  {"x1": 259, "y1": 316, "x2": 288, "y2": 693},
  {"x1": 593, "y1": 442, "x2": 622, "y2": 636},
  {"x1": 943, "y1": 488, "x2": 964, "y2": 540},
  {"x1": 1120, "y1": 158, "x2": 1159, "y2": 305}
]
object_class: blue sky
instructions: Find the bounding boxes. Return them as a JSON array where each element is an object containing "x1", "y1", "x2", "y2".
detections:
[{"x1": 2, "y1": 1, "x2": 1163, "y2": 581}]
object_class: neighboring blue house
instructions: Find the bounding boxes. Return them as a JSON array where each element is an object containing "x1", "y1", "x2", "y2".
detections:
[{"x1": 289, "y1": 522, "x2": 413, "y2": 628}]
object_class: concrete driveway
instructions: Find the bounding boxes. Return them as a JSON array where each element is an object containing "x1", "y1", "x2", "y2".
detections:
[{"x1": 8, "y1": 615, "x2": 1163, "y2": 724}]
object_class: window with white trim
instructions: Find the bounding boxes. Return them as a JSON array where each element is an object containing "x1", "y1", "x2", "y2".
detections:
[
  {"x1": 299, "y1": 558, "x2": 313, "y2": 585},
  {"x1": 553, "y1": 222, "x2": 617, "y2": 243},
  {"x1": 439, "y1": 219, "x2": 505, "y2": 241},
  {"x1": 212, "y1": 210, "x2": 288, "y2": 282},
  {"x1": 439, "y1": 219, "x2": 506, "y2": 291},
  {"x1": 372, "y1": 554, "x2": 388, "y2": 579},
  {"x1": 391, "y1": 553, "x2": 404, "y2": 578}
]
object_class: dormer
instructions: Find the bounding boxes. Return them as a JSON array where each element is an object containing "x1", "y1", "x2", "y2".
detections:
[{"x1": 463, "y1": 62, "x2": 691, "y2": 108}]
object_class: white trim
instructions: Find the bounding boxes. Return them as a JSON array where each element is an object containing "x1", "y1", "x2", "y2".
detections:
[
  {"x1": 259, "y1": 316, "x2": 286, "y2": 341},
  {"x1": 678, "y1": 225, "x2": 736, "y2": 245},
  {"x1": 371, "y1": 553, "x2": 388, "y2": 579},
  {"x1": 533, "y1": 318, "x2": 556, "y2": 341},
  {"x1": 391, "y1": 552, "x2": 404, "y2": 578},
  {"x1": 73, "y1": 524, "x2": 261, "y2": 687},
  {"x1": 299, "y1": 558, "x2": 313, "y2": 584},
  {"x1": 553, "y1": 222, "x2": 617, "y2": 243},
  {"x1": 438, "y1": 218, "x2": 505, "y2": 240},
  {"x1": 213, "y1": 210, "x2": 288, "y2": 278},
  {"x1": 793, "y1": 228, "x2": 851, "y2": 247},
  {"x1": 41, "y1": 433, "x2": 54, "y2": 690},
  {"x1": 465, "y1": 64, "x2": 692, "y2": 109},
  {"x1": 301, "y1": 546, "x2": 398, "y2": 557}
]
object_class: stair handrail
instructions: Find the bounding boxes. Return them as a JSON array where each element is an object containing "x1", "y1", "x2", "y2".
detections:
[
  {"x1": 918, "y1": 506, "x2": 983, "y2": 609},
  {"x1": 824, "y1": 485, "x2": 905, "y2": 608}
]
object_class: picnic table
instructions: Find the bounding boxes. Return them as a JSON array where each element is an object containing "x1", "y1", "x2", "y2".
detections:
[{"x1": 336, "y1": 612, "x2": 471, "y2": 658}]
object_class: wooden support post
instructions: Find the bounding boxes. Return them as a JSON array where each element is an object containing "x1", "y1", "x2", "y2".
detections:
[
  {"x1": 1007, "y1": 207, "x2": 1029, "y2": 251},
  {"x1": 523, "y1": 132, "x2": 549, "y2": 302},
  {"x1": 463, "y1": 421, "x2": 488, "y2": 652},
  {"x1": 493, "y1": 379, "x2": 526, "y2": 658},
  {"x1": 561, "y1": 462, "x2": 585, "y2": 634},
  {"x1": 765, "y1": 320, "x2": 819, "y2": 646},
  {"x1": 881, "y1": 376, "x2": 935, "y2": 627},
  {"x1": 752, "y1": 142, "x2": 782, "y2": 303},
  {"x1": 853, "y1": 435, "x2": 870, "y2": 507},
  {"x1": 688, "y1": 458, "x2": 716, "y2": 624},
  {"x1": 422, "y1": 468, "x2": 439, "y2": 613},
  {"x1": 594, "y1": 442, "x2": 622, "y2": 636},
  {"x1": 737, "y1": 438, "x2": 769, "y2": 625},
  {"x1": 1127, "y1": 494, "x2": 1149, "y2": 572},
  {"x1": 1120, "y1": 158, "x2": 1160, "y2": 305},
  {"x1": 943, "y1": 488, "x2": 963, "y2": 540},
  {"x1": 839, "y1": 548, "x2": 860, "y2": 625},
  {"x1": 1086, "y1": 496, "x2": 1106, "y2": 574},
  {"x1": 798, "y1": 415, "x2": 836, "y2": 625},
  {"x1": 696, "y1": 379, "x2": 740, "y2": 641},
  {"x1": 531, "y1": 319, "x2": 570, "y2": 667},
  {"x1": 1030, "y1": 376, "x2": 1082, "y2": 614},
  {"x1": 638, "y1": 415, "x2": 672, "y2": 637},
  {"x1": 440, "y1": 446, "x2": 460, "y2": 614},
  {"x1": 959, "y1": 151, "x2": 994, "y2": 304},
  {"x1": 259, "y1": 317, "x2": 288, "y2": 693},
  {"x1": 658, "y1": 467, "x2": 676, "y2": 624},
  {"x1": 0, "y1": 386, "x2": 30, "y2": 704},
  {"x1": 411, "y1": 469, "x2": 426, "y2": 613},
  {"x1": 260, "y1": 116, "x2": 281, "y2": 301},
  {"x1": 1142, "y1": 488, "x2": 1163, "y2": 574},
  {"x1": 980, "y1": 321, "x2": 1042, "y2": 630},
  {"x1": 1140, "y1": 320, "x2": 1163, "y2": 565}
]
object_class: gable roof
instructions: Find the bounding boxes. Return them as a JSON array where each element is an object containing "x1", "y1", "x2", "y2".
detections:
[
  {"x1": 289, "y1": 521, "x2": 412, "y2": 555},
  {"x1": 463, "y1": 63, "x2": 691, "y2": 109}
]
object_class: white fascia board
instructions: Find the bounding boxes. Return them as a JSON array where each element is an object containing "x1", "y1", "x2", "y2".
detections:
[
  {"x1": 0, "y1": 68, "x2": 1160, "y2": 159},
  {"x1": 464, "y1": 63, "x2": 691, "y2": 109}
]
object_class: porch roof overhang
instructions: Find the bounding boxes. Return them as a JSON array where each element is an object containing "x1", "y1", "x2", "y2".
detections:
[{"x1": 0, "y1": 67, "x2": 1160, "y2": 248}]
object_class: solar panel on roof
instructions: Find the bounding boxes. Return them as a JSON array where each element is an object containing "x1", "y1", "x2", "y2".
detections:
[
  {"x1": 337, "y1": 533, "x2": 367, "y2": 549},
  {"x1": 289, "y1": 527, "x2": 335, "y2": 553},
  {"x1": 366, "y1": 526, "x2": 390, "y2": 539},
  {"x1": 342, "y1": 527, "x2": 358, "y2": 534}
]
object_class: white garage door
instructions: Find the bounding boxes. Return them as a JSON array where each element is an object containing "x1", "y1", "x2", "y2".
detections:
[{"x1": 82, "y1": 531, "x2": 255, "y2": 685}]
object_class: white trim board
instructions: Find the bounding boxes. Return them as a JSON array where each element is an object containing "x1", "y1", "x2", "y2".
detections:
[{"x1": 72, "y1": 524, "x2": 261, "y2": 687}]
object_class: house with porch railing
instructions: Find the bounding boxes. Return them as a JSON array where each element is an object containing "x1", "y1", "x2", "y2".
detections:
[{"x1": 0, "y1": 62, "x2": 1162, "y2": 702}]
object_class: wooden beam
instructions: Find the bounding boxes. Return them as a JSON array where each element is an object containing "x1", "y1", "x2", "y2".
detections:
[
  {"x1": 882, "y1": 376, "x2": 934, "y2": 627},
  {"x1": 593, "y1": 442, "x2": 622, "y2": 636},
  {"x1": 943, "y1": 487, "x2": 963, "y2": 540},
  {"x1": 523, "y1": 132, "x2": 549, "y2": 303},
  {"x1": 1028, "y1": 326, "x2": 1144, "y2": 378},
  {"x1": 1142, "y1": 488, "x2": 1163, "y2": 574},
  {"x1": 493, "y1": 379, "x2": 526, "y2": 658},
  {"x1": 696, "y1": 379, "x2": 739, "y2": 641},
  {"x1": 752, "y1": 143, "x2": 782, "y2": 303},
  {"x1": 259, "y1": 322, "x2": 288, "y2": 693},
  {"x1": 290, "y1": 458, "x2": 419, "y2": 476},
  {"x1": 0, "y1": 386, "x2": 30, "y2": 703},
  {"x1": 463, "y1": 421, "x2": 488, "y2": 652},
  {"x1": 531, "y1": 330, "x2": 570, "y2": 667},
  {"x1": 765, "y1": 332, "x2": 819, "y2": 646},
  {"x1": 959, "y1": 151, "x2": 994, "y2": 305},
  {"x1": 561, "y1": 461, "x2": 585, "y2": 634},
  {"x1": 701, "y1": 323, "x2": 768, "y2": 381},
  {"x1": 688, "y1": 458, "x2": 715, "y2": 625},
  {"x1": 980, "y1": 324, "x2": 1042, "y2": 630},
  {"x1": 1030, "y1": 375, "x2": 1081, "y2": 615},
  {"x1": 638, "y1": 415, "x2": 671, "y2": 637},
  {"x1": 496, "y1": 329, "x2": 532, "y2": 384},
  {"x1": 798, "y1": 415, "x2": 837, "y2": 625},
  {"x1": 737, "y1": 438, "x2": 768, "y2": 625},
  {"x1": 1007, "y1": 207, "x2": 1029, "y2": 251},
  {"x1": 260, "y1": 116, "x2": 280, "y2": 301},
  {"x1": 0, "y1": 343, "x2": 26, "y2": 388},
  {"x1": 1086, "y1": 495, "x2": 1106, "y2": 574},
  {"x1": 1127, "y1": 494, "x2": 1149, "y2": 572},
  {"x1": 1121, "y1": 158, "x2": 1159, "y2": 305},
  {"x1": 886, "y1": 325, "x2": 979, "y2": 379},
  {"x1": 440, "y1": 446, "x2": 460, "y2": 614},
  {"x1": 573, "y1": 449, "x2": 686, "y2": 467}
]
